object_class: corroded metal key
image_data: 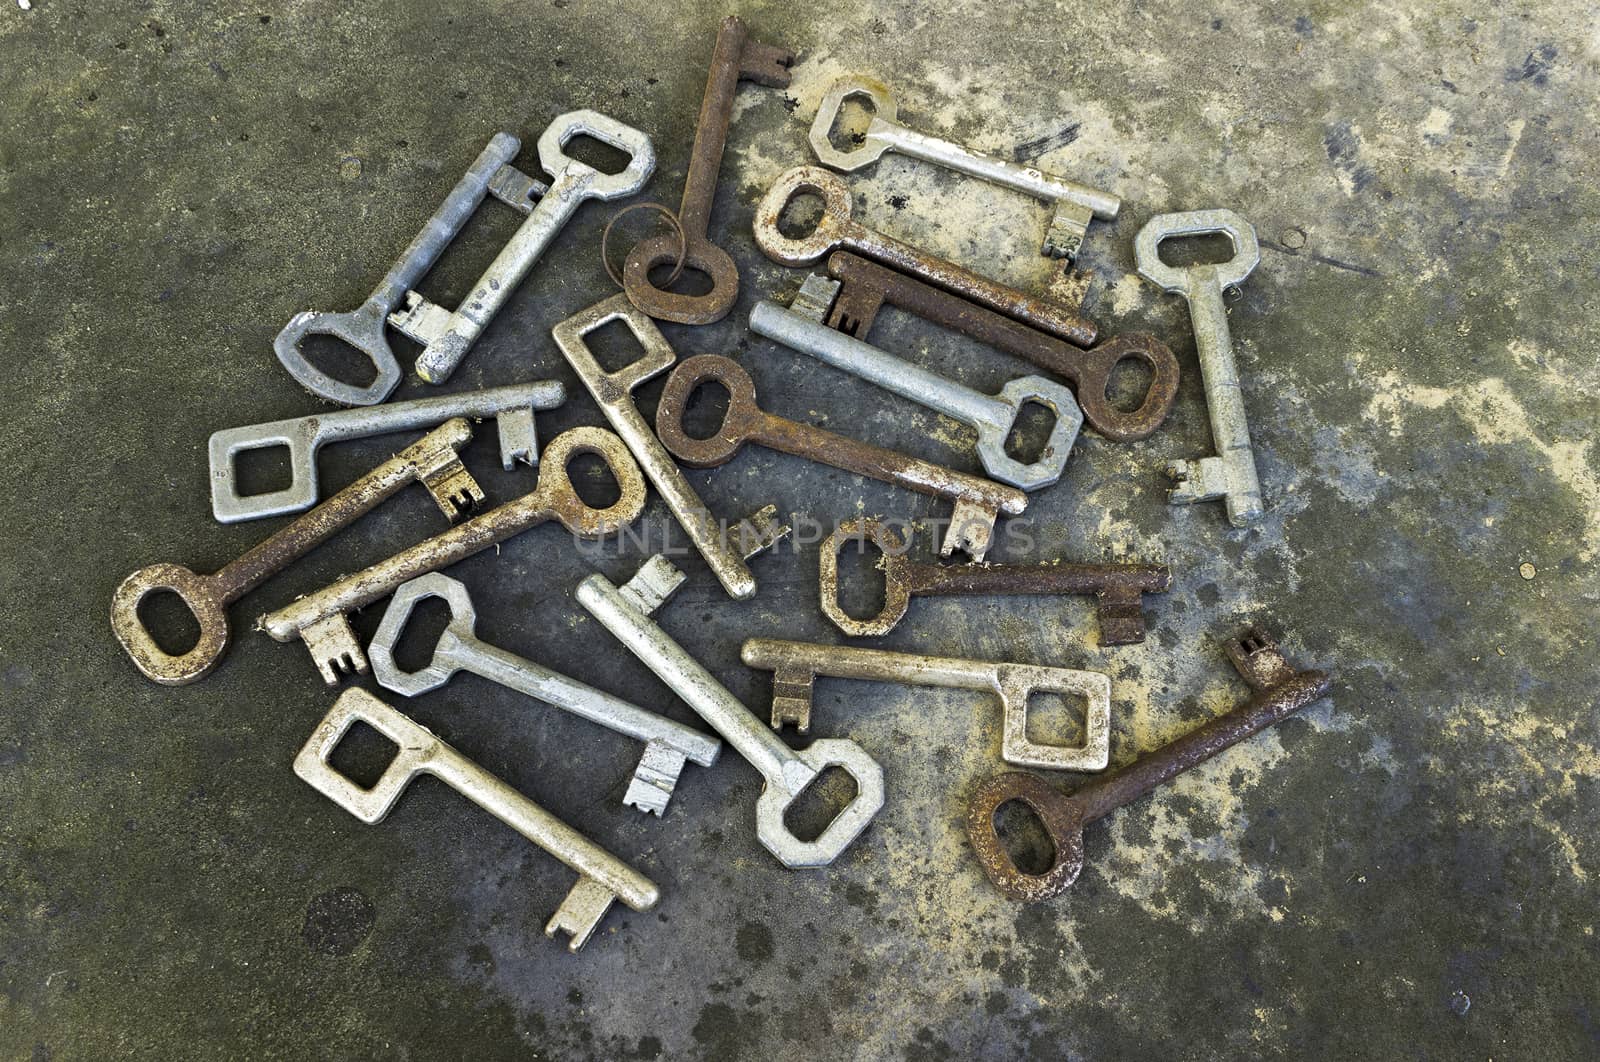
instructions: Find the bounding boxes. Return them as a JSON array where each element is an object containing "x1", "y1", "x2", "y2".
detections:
[
  {"x1": 751, "y1": 277, "x2": 1082, "y2": 490},
  {"x1": 112, "y1": 420, "x2": 477, "y2": 686},
  {"x1": 752, "y1": 165, "x2": 1098, "y2": 346},
  {"x1": 368, "y1": 572, "x2": 721, "y2": 816},
  {"x1": 576, "y1": 508, "x2": 886, "y2": 869},
  {"x1": 1134, "y1": 210, "x2": 1265, "y2": 525},
  {"x1": 258, "y1": 426, "x2": 646, "y2": 683},
  {"x1": 821, "y1": 518, "x2": 1170, "y2": 645},
  {"x1": 967, "y1": 628, "x2": 1332, "y2": 902},
  {"x1": 809, "y1": 75, "x2": 1120, "y2": 259},
  {"x1": 295, "y1": 688, "x2": 659, "y2": 950},
  {"x1": 209, "y1": 382, "x2": 564, "y2": 523},
  {"x1": 620, "y1": 16, "x2": 792, "y2": 323},
  {"x1": 822, "y1": 252, "x2": 1180, "y2": 442},
  {"x1": 742, "y1": 638, "x2": 1111, "y2": 771},
  {"x1": 653, "y1": 353, "x2": 1026, "y2": 560},
  {"x1": 552, "y1": 294, "x2": 759, "y2": 599}
]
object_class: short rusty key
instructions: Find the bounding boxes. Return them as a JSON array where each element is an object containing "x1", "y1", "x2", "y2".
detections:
[
  {"x1": 967, "y1": 627, "x2": 1332, "y2": 902},
  {"x1": 751, "y1": 165, "x2": 1098, "y2": 346},
  {"x1": 821, "y1": 518, "x2": 1169, "y2": 645},
  {"x1": 654, "y1": 354, "x2": 1025, "y2": 561},
  {"x1": 621, "y1": 16, "x2": 793, "y2": 324},
  {"x1": 823, "y1": 252, "x2": 1180, "y2": 442},
  {"x1": 111, "y1": 420, "x2": 477, "y2": 686}
]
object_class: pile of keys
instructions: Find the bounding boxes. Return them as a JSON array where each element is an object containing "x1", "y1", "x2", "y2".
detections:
[{"x1": 111, "y1": 17, "x2": 1333, "y2": 951}]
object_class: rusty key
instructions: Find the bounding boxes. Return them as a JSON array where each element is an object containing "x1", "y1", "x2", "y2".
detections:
[
  {"x1": 654, "y1": 354, "x2": 1025, "y2": 560},
  {"x1": 751, "y1": 165, "x2": 1098, "y2": 347},
  {"x1": 822, "y1": 518, "x2": 1169, "y2": 645},
  {"x1": 967, "y1": 627, "x2": 1332, "y2": 901},
  {"x1": 621, "y1": 16, "x2": 793, "y2": 324},
  {"x1": 822, "y1": 252, "x2": 1180, "y2": 442}
]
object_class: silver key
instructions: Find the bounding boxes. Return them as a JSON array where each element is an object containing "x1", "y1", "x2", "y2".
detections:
[
  {"x1": 295, "y1": 688, "x2": 659, "y2": 951},
  {"x1": 368, "y1": 572, "x2": 721, "y2": 816},
  {"x1": 209, "y1": 382, "x2": 564, "y2": 523},
  {"x1": 551, "y1": 294, "x2": 759, "y2": 600},
  {"x1": 1133, "y1": 210, "x2": 1264, "y2": 526},
  {"x1": 574, "y1": 508, "x2": 885, "y2": 868},
  {"x1": 809, "y1": 76, "x2": 1120, "y2": 260},
  {"x1": 749, "y1": 276, "x2": 1083, "y2": 490},
  {"x1": 741, "y1": 638, "x2": 1111, "y2": 772},
  {"x1": 394, "y1": 111, "x2": 656, "y2": 386}
]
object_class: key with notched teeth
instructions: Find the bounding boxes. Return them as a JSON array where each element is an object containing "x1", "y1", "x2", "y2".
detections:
[
  {"x1": 275, "y1": 114, "x2": 654, "y2": 406},
  {"x1": 751, "y1": 165, "x2": 1098, "y2": 347},
  {"x1": 209, "y1": 382, "x2": 565, "y2": 524},
  {"x1": 295, "y1": 688, "x2": 660, "y2": 950},
  {"x1": 654, "y1": 353, "x2": 1026, "y2": 561},
  {"x1": 966, "y1": 627, "x2": 1332, "y2": 902},
  {"x1": 620, "y1": 16, "x2": 793, "y2": 324},
  {"x1": 368, "y1": 572, "x2": 721, "y2": 816},
  {"x1": 741, "y1": 638, "x2": 1112, "y2": 772},
  {"x1": 821, "y1": 518, "x2": 1170, "y2": 646},
  {"x1": 1134, "y1": 209, "x2": 1265, "y2": 526},
  {"x1": 822, "y1": 252, "x2": 1180, "y2": 442},
  {"x1": 111, "y1": 420, "x2": 478, "y2": 687},
  {"x1": 751, "y1": 277, "x2": 1083, "y2": 491},
  {"x1": 552, "y1": 294, "x2": 760, "y2": 600},
  {"x1": 258, "y1": 426, "x2": 646, "y2": 685},
  {"x1": 575, "y1": 508, "x2": 887, "y2": 869},
  {"x1": 808, "y1": 75, "x2": 1120, "y2": 260}
]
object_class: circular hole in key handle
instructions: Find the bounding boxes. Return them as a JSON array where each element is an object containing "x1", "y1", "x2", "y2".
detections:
[
  {"x1": 818, "y1": 519, "x2": 910, "y2": 637},
  {"x1": 534, "y1": 426, "x2": 649, "y2": 537},
  {"x1": 1075, "y1": 333, "x2": 1182, "y2": 442},
  {"x1": 965, "y1": 772, "x2": 1086, "y2": 902},
  {"x1": 752, "y1": 167, "x2": 854, "y2": 265},
  {"x1": 654, "y1": 355, "x2": 762, "y2": 467},
  {"x1": 110, "y1": 563, "x2": 231, "y2": 686}
]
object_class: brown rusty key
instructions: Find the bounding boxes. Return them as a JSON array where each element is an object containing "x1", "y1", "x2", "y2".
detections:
[
  {"x1": 822, "y1": 517, "x2": 1169, "y2": 645},
  {"x1": 621, "y1": 16, "x2": 793, "y2": 323},
  {"x1": 967, "y1": 627, "x2": 1332, "y2": 901},
  {"x1": 654, "y1": 354, "x2": 1025, "y2": 560},
  {"x1": 751, "y1": 165, "x2": 1098, "y2": 347},
  {"x1": 823, "y1": 252, "x2": 1180, "y2": 442}
]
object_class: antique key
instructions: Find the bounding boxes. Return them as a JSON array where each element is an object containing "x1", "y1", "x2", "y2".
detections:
[
  {"x1": 808, "y1": 76, "x2": 1120, "y2": 259},
  {"x1": 751, "y1": 277, "x2": 1083, "y2": 491},
  {"x1": 576, "y1": 508, "x2": 886, "y2": 869},
  {"x1": 742, "y1": 638, "x2": 1112, "y2": 772},
  {"x1": 822, "y1": 252, "x2": 1180, "y2": 442},
  {"x1": 209, "y1": 382, "x2": 564, "y2": 523},
  {"x1": 751, "y1": 165, "x2": 1098, "y2": 346},
  {"x1": 820, "y1": 518, "x2": 1169, "y2": 645},
  {"x1": 1134, "y1": 210, "x2": 1265, "y2": 525},
  {"x1": 296, "y1": 688, "x2": 660, "y2": 950},
  {"x1": 653, "y1": 353, "x2": 1026, "y2": 560},
  {"x1": 112, "y1": 420, "x2": 478, "y2": 686},
  {"x1": 552, "y1": 294, "x2": 760, "y2": 599},
  {"x1": 620, "y1": 16, "x2": 793, "y2": 323},
  {"x1": 259, "y1": 426, "x2": 646, "y2": 683},
  {"x1": 966, "y1": 628, "x2": 1332, "y2": 901},
  {"x1": 368, "y1": 572, "x2": 721, "y2": 816}
]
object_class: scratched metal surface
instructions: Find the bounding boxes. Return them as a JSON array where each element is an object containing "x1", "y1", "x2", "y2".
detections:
[{"x1": 3, "y1": 2, "x2": 1597, "y2": 1058}]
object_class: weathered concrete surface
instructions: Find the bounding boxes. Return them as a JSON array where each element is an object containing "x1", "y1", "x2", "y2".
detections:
[{"x1": 2, "y1": 1, "x2": 1596, "y2": 1057}]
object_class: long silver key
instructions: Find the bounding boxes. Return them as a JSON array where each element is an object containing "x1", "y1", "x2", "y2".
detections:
[
  {"x1": 551, "y1": 294, "x2": 759, "y2": 600},
  {"x1": 809, "y1": 76, "x2": 1120, "y2": 260},
  {"x1": 1134, "y1": 210, "x2": 1264, "y2": 526},
  {"x1": 741, "y1": 638, "x2": 1111, "y2": 771},
  {"x1": 750, "y1": 276, "x2": 1083, "y2": 490},
  {"x1": 295, "y1": 688, "x2": 659, "y2": 951},
  {"x1": 209, "y1": 382, "x2": 564, "y2": 523},
  {"x1": 392, "y1": 111, "x2": 656, "y2": 387},
  {"x1": 112, "y1": 420, "x2": 477, "y2": 686},
  {"x1": 574, "y1": 508, "x2": 885, "y2": 868},
  {"x1": 368, "y1": 572, "x2": 721, "y2": 816},
  {"x1": 258, "y1": 426, "x2": 645, "y2": 684}
]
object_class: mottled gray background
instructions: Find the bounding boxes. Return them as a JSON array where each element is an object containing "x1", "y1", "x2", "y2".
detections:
[{"x1": 2, "y1": 1, "x2": 1597, "y2": 1058}]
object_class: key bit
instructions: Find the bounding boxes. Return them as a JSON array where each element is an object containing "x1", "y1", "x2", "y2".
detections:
[
  {"x1": 300, "y1": 613, "x2": 366, "y2": 684},
  {"x1": 411, "y1": 442, "x2": 485, "y2": 519},
  {"x1": 623, "y1": 742, "x2": 691, "y2": 817},
  {"x1": 387, "y1": 290, "x2": 457, "y2": 347},
  {"x1": 1043, "y1": 202, "x2": 1094, "y2": 261},
  {"x1": 769, "y1": 667, "x2": 817, "y2": 733},
  {"x1": 546, "y1": 877, "x2": 622, "y2": 952},
  {"x1": 945, "y1": 497, "x2": 1002, "y2": 560},
  {"x1": 495, "y1": 406, "x2": 538, "y2": 469}
]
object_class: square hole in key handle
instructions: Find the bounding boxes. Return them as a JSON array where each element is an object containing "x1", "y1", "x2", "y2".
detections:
[
  {"x1": 996, "y1": 665, "x2": 1111, "y2": 772},
  {"x1": 294, "y1": 689, "x2": 438, "y2": 825}
]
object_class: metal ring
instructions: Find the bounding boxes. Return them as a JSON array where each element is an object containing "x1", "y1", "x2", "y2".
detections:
[{"x1": 601, "y1": 202, "x2": 686, "y2": 289}]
